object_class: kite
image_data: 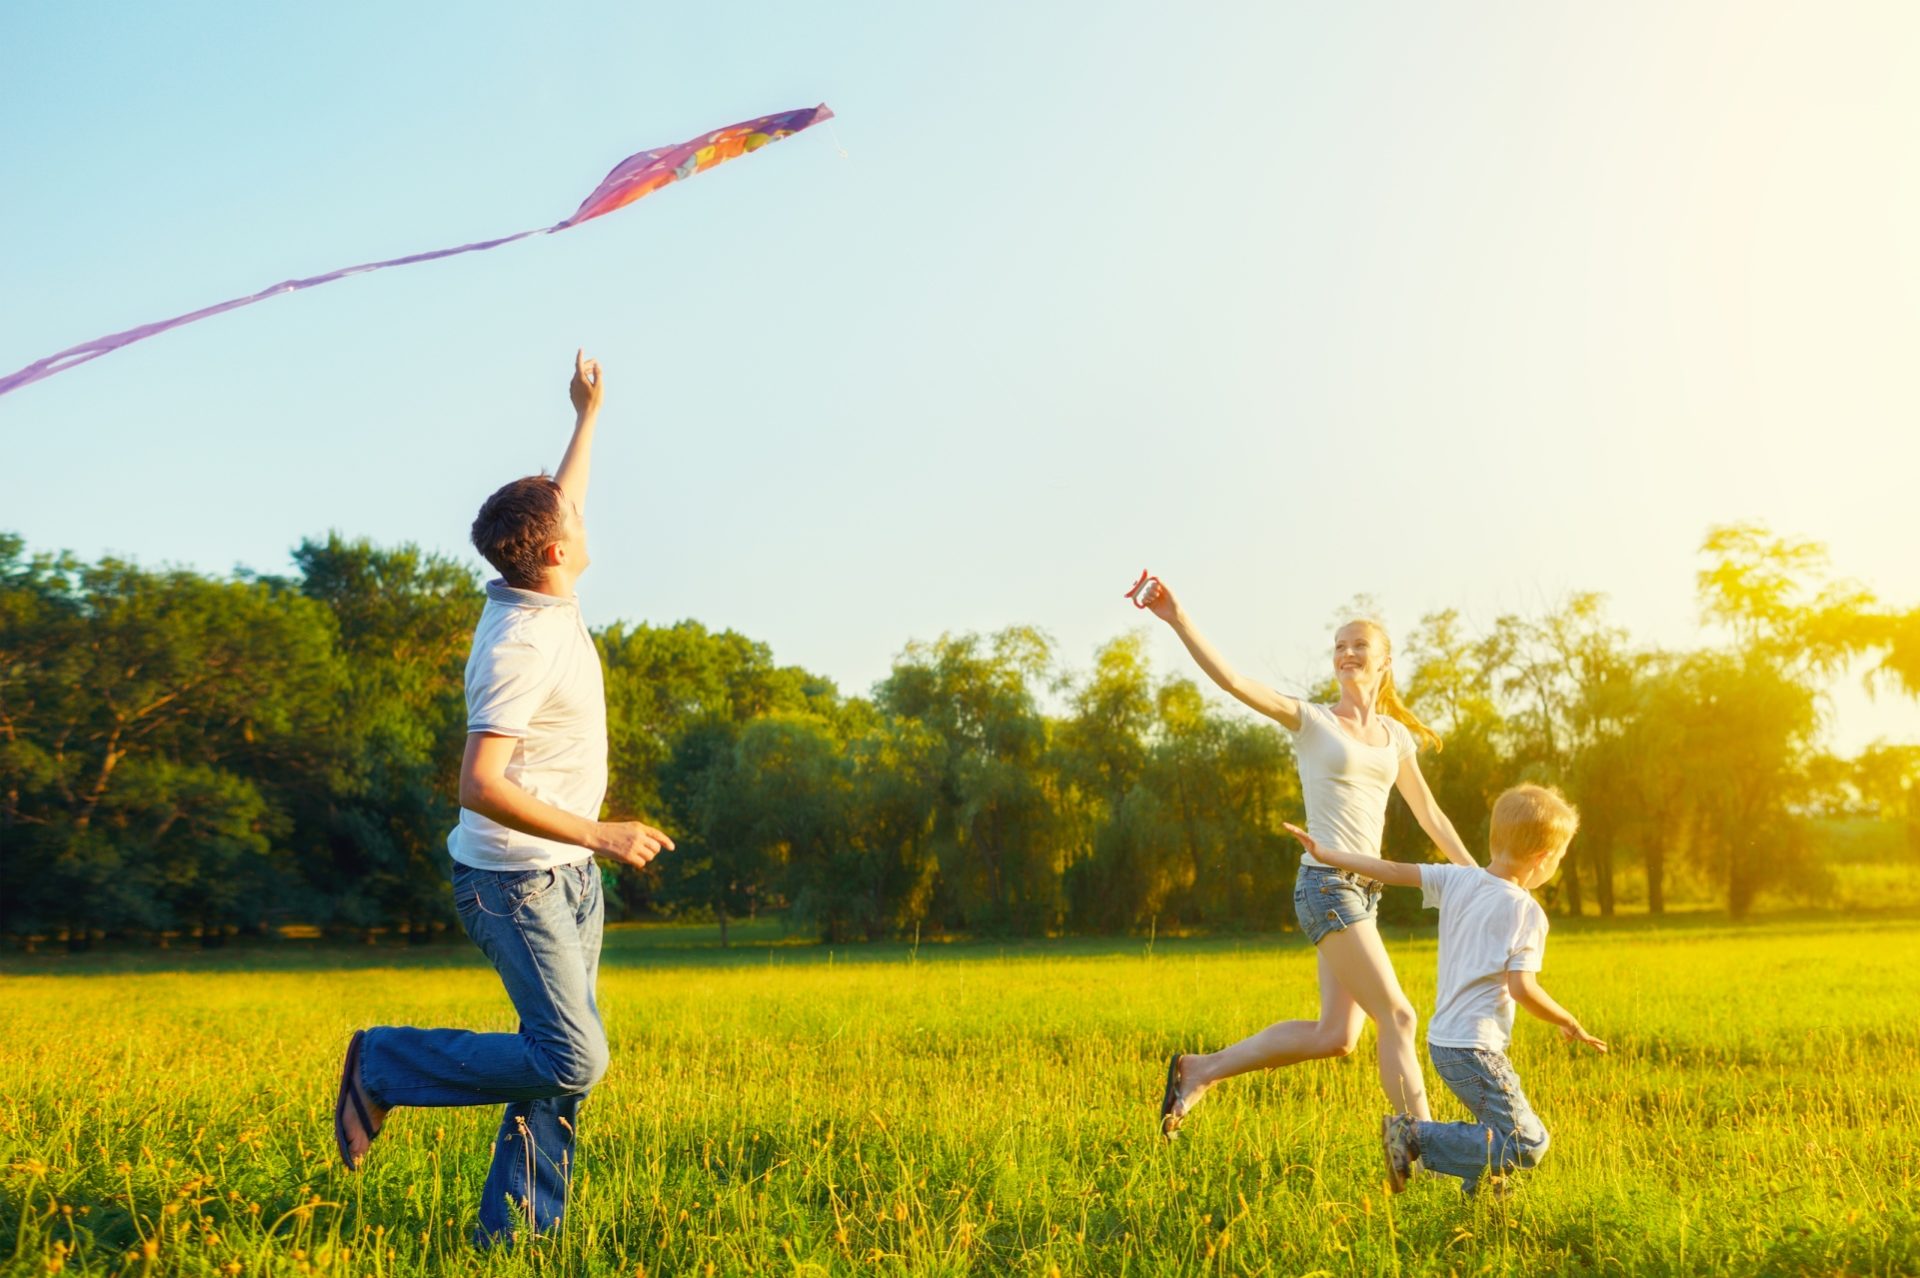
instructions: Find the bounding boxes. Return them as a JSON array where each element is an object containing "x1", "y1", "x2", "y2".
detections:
[
  {"x1": 0, "y1": 104, "x2": 834, "y2": 399},
  {"x1": 1123, "y1": 569, "x2": 1161, "y2": 609}
]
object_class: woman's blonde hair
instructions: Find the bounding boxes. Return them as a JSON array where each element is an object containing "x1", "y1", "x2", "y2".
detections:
[{"x1": 1344, "y1": 618, "x2": 1443, "y2": 753}]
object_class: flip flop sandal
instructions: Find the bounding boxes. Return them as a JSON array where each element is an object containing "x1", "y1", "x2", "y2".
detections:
[
  {"x1": 1159, "y1": 1053, "x2": 1187, "y2": 1142},
  {"x1": 334, "y1": 1030, "x2": 381, "y2": 1171}
]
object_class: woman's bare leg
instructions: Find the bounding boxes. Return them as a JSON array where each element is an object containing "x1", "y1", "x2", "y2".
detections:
[
  {"x1": 1173, "y1": 940, "x2": 1366, "y2": 1119},
  {"x1": 1317, "y1": 921, "x2": 1429, "y2": 1119},
  {"x1": 1175, "y1": 920, "x2": 1430, "y2": 1121}
]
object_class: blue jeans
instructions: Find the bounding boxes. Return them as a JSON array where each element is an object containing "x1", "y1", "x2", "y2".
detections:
[
  {"x1": 1293, "y1": 863, "x2": 1382, "y2": 945},
  {"x1": 1415, "y1": 1045, "x2": 1551, "y2": 1193},
  {"x1": 359, "y1": 860, "x2": 606, "y2": 1242}
]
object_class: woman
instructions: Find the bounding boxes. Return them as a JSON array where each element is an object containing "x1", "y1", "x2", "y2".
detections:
[{"x1": 1136, "y1": 577, "x2": 1478, "y2": 1138}]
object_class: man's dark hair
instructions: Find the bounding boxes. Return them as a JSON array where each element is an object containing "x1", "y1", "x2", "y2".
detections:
[{"x1": 471, "y1": 474, "x2": 566, "y2": 588}]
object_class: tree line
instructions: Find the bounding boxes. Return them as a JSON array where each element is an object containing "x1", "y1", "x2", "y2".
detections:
[{"x1": 2, "y1": 525, "x2": 1916, "y2": 948}]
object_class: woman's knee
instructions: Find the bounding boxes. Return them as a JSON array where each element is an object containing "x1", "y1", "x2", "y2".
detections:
[{"x1": 1379, "y1": 999, "x2": 1418, "y2": 1042}]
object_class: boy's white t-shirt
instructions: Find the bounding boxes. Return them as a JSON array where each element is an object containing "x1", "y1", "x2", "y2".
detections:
[
  {"x1": 447, "y1": 580, "x2": 607, "y2": 871},
  {"x1": 1418, "y1": 864, "x2": 1549, "y2": 1051},
  {"x1": 1289, "y1": 703, "x2": 1417, "y2": 868}
]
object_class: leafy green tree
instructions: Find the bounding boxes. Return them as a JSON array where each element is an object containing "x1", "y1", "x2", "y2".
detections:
[
  {"x1": 730, "y1": 713, "x2": 853, "y2": 941},
  {"x1": 1481, "y1": 596, "x2": 1637, "y2": 915},
  {"x1": 1053, "y1": 634, "x2": 1154, "y2": 922},
  {"x1": 1689, "y1": 525, "x2": 1869, "y2": 916},
  {"x1": 289, "y1": 535, "x2": 479, "y2": 934},
  {"x1": 877, "y1": 628, "x2": 1066, "y2": 934},
  {"x1": 1852, "y1": 742, "x2": 1920, "y2": 857},
  {"x1": 1395, "y1": 609, "x2": 1506, "y2": 870},
  {"x1": 603, "y1": 620, "x2": 832, "y2": 923},
  {"x1": 836, "y1": 702, "x2": 943, "y2": 939},
  {"x1": 0, "y1": 537, "x2": 341, "y2": 941}
]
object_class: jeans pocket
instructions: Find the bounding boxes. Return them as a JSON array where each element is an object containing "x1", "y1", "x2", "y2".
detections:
[
  {"x1": 468, "y1": 867, "x2": 559, "y2": 919},
  {"x1": 1434, "y1": 1054, "x2": 1490, "y2": 1110}
]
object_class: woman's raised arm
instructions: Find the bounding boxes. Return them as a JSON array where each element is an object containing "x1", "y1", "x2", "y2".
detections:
[{"x1": 1139, "y1": 578, "x2": 1302, "y2": 731}]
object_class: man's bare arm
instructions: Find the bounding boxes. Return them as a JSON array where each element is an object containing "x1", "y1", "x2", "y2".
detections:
[
  {"x1": 553, "y1": 349, "x2": 604, "y2": 512},
  {"x1": 460, "y1": 733, "x2": 670, "y2": 869}
]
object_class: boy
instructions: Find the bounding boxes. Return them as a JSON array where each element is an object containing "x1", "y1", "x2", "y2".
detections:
[
  {"x1": 1284, "y1": 783, "x2": 1606, "y2": 1195},
  {"x1": 333, "y1": 350, "x2": 675, "y2": 1243}
]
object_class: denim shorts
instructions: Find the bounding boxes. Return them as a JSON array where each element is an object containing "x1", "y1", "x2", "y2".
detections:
[{"x1": 1293, "y1": 862, "x2": 1382, "y2": 944}]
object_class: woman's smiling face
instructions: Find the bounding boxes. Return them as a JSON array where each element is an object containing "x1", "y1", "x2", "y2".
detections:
[{"x1": 1332, "y1": 622, "x2": 1389, "y2": 693}]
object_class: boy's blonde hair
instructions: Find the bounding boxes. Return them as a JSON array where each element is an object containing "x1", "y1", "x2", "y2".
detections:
[{"x1": 1490, "y1": 783, "x2": 1580, "y2": 860}]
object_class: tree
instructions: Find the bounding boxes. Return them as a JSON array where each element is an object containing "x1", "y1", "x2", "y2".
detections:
[
  {"x1": 876, "y1": 628, "x2": 1067, "y2": 934},
  {"x1": 1482, "y1": 596, "x2": 1637, "y2": 915},
  {"x1": 290, "y1": 535, "x2": 479, "y2": 934},
  {"x1": 1687, "y1": 526, "x2": 1865, "y2": 917},
  {"x1": 0, "y1": 538, "x2": 341, "y2": 941},
  {"x1": 1852, "y1": 742, "x2": 1920, "y2": 858},
  {"x1": 1052, "y1": 634, "x2": 1154, "y2": 921},
  {"x1": 603, "y1": 620, "x2": 831, "y2": 924}
]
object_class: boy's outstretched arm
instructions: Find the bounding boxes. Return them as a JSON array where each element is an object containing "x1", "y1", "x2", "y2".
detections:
[
  {"x1": 554, "y1": 349, "x2": 605, "y2": 512},
  {"x1": 1282, "y1": 822, "x2": 1422, "y2": 887},
  {"x1": 1508, "y1": 970, "x2": 1608, "y2": 1052}
]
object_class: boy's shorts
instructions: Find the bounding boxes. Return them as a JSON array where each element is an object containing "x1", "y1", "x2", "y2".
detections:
[{"x1": 1294, "y1": 863, "x2": 1382, "y2": 944}]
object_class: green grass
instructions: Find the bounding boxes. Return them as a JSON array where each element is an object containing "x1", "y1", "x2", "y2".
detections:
[{"x1": 3, "y1": 917, "x2": 1917, "y2": 1276}]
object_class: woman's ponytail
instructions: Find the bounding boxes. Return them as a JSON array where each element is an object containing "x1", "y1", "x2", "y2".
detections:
[
  {"x1": 1375, "y1": 668, "x2": 1443, "y2": 753},
  {"x1": 1352, "y1": 619, "x2": 1443, "y2": 753}
]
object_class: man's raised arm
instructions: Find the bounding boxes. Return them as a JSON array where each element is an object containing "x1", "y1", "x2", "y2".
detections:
[{"x1": 554, "y1": 348, "x2": 604, "y2": 512}]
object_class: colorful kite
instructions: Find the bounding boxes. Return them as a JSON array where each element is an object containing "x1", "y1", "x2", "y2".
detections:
[{"x1": 0, "y1": 104, "x2": 834, "y2": 399}]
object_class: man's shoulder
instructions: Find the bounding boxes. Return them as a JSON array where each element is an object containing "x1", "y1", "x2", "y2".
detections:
[{"x1": 470, "y1": 602, "x2": 569, "y2": 664}]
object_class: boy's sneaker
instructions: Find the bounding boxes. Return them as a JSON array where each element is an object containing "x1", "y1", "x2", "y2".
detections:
[{"x1": 1380, "y1": 1114, "x2": 1419, "y2": 1193}]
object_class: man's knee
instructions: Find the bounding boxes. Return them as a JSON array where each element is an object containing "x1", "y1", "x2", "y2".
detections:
[
  {"x1": 1515, "y1": 1126, "x2": 1550, "y2": 1170},
  {"x1": 537, "y1": 1029, "x2": 609, "y2": 1094},
  {"x1": 562, "y1": 1034, "x2": 610, "y2": 1093}
]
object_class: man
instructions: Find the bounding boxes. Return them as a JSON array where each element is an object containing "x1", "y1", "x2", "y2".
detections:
[{"x1": 333, "y1": 350, "x2": 673, "y2": 1244}]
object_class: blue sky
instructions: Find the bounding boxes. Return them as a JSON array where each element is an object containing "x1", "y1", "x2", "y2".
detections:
[{"x1": 4, "y1": 2, "x2": 1917, "y2": 750}]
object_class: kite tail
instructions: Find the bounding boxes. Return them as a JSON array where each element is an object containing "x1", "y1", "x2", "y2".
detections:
[
  {"x1": 0, "y1": 104, "x2": 832, "y2": 401},
  {"x1": 0, "y1": 224, "x2": 563, "y2": 399}
]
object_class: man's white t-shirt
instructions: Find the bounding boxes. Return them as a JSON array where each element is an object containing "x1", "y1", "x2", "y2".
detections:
[
  {"x1": 447, "y1": 579, "x2": 607, "y2": 871},
  {"x1": 1419, "y1": 864, "x2": 1549, "y2": 1051},
  {"x1": 1289, "y1": 702, "x2": 1417, "y2": 868}
]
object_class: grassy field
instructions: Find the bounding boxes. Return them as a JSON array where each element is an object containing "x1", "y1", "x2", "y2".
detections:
[{"x1": 3, "y1": 915, "x2": 1918, "y2": 1276}]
